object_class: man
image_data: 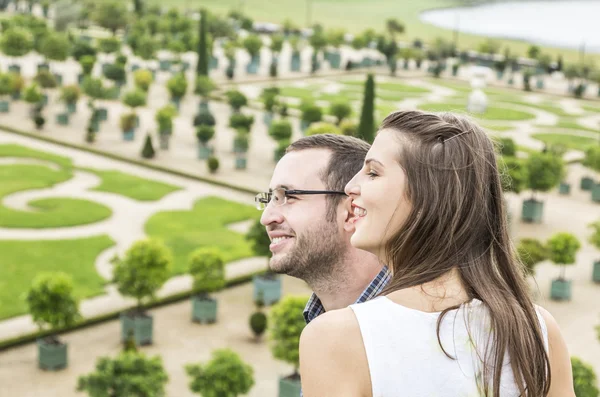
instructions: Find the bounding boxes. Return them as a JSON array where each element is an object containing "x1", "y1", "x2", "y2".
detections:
[{"x1": 257, "y1": 134, "x2": 390, "y2": 324}]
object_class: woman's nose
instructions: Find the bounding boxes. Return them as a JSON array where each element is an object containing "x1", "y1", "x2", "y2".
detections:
[{"x1": 345, "y1": 175, "x2": 360, "y2": 197}]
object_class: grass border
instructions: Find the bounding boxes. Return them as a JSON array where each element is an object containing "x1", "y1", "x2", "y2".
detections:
[{"x1": 0, "y1": 269, "x2": 265, "y2": 352}]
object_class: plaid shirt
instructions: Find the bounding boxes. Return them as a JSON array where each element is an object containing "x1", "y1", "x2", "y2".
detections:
[{"x1": 303, "y1": 266, "x2": 391, "y2": 324}]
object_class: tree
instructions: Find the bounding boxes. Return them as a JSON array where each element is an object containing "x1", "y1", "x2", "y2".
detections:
[
  {"x1": 357, "y1": 74, "x2": 376, "y2": 143},
  {"x1": 229, "y1": 113, "x2": 254, "y2": 131},
  {"x1": 268, "y1": 120, "x2": 293, "y2": 142},
  {"x1": 141, "y1": 133, "x2": 155, "y2": 159},
  {"x1": 300, "y1": 102, "x2": 322, "y2": 127},
  {"x1": 306, "y1": 122, "x2": 342, "y2": 136},
  {"x1": 26, "y1": 272, "x2": 80, "y2": 335},
  {"x1": 166, "y1": 73, "x2": 187, "y2": 100},
  {"x1": 82, "y1": 77, "x2": 106, "y2": 104},
  {"x1": 71, "y1": 39, "x2": 97, "y2": 61},
  {"x1": 571, "y1": 357, "x2": 599, "y2": 397},
  {"x1": 516, "y1": 238, "x2": 547, "y2": 276},
  {"x1": 60, "y1": 84, "x2": 80, "y2": 105},
  {"x1": 270, "y1": 34, "x2": 284, "y2": 55},
  {"x1": 94, "y1": 0, "x2": 128, "y2": 35},
  {"x1": 583, "y1": 146, "x2": 600, "y2": 174},
  {"x1": 243, "y1": 34, "x2": 262, "y2": 60},
  {"x1": 112, "y1": 239, "x2": 173, "y2": 308},
  {"x1": 123, "y1": 89, "x2": 147, "y2": 113},
  {"x1": 188, "y1": 247, "x2": 226, "y2": 295},
  {"x1": 269, "y1": 296, "x2": 308, "y2": 375},
  {"x1": 249, "y1": 293, "x2": 267, "y2": 340},
  {"x1": 194, "y1": 75, "x2": 216, "y2": 101},
  {"x1": 79, "y1": 55, "x2": 96, "y2": 76},
  {"x1": 527, "y1": 45, "x2": 541, "y2": 60},
  {"x1": 499, "y1": 157, "x2": 528, "y2": 194},
  {"x1": 196, "y1": 8, "x2": 209, "y2": 76},
  {"x1": 496, "y1": 137, "x2": 516, "y2": 157},
  {"x1": 133, "y1": 0, "x2": 144, "y2": 16},
  {"x1": 155, "y1": 105, "x2": 176, "y2": 134},
  {"x1": 185, "y1": 349, "x2": 254, "y2": 397},
  {"x1": 34, "y1": 70, "x2": 57, "y2": 90},
  {"x1": 134, "y1": 69, "x2": 153, "y2": 92},
  {"x1": 246, "y1": 218, "x2": 271, "y2": 256},
  {"x1": 525, "y1": 152, "x2": 564, "y2": 198},
  {"x1": 340, "y1": 120, "x2": 358, "y2": 137},
  {"x1": 225, "y1": 90, "x2": 248, "y2": 112},
  {"x1": 103, "y1": 63, "x2": 126, "y2": 85},
  {"x1": 0, "y1": 73, "x2": 12, "y2": 98},
  {"x1": 196, "y1": 125, "x2": 215, "y2": 146},
  {"x1": 23, "y1": 83, "x2": 43, "y2": 105},
  {"x1": 386, "y1": 18, "x2": 405, "y2": 37},
  {"x1": 0, "y1": 27, "x2": 33, "y2": 58},
  {"x1": 98, "y1": 36, "x2": 121, "y2": 53},
  {"x1": 77, "y1": 351, "x2": 169, "y2": 397},
  {"x1": 329, "y1": 101, "x2": 352, "y2": 125},
  {"x1": 39, "y1": 32, "x2": 70, "y2": 62},
  {"x1": 547, "y1": 232, "x2": 581, "y2": 280},
  {"x1": 135, "y1": 36, "x2": 158, "y2": 60}
]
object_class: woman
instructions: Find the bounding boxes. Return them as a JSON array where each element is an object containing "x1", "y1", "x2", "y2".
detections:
[{"x1": 299, "y1": 110, "x2": 574, "y2": 397}]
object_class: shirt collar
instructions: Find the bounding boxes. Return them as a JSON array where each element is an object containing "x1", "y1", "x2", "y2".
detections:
[{"x1": 303, "y1": 266, "x2": 391, "y2": 324}]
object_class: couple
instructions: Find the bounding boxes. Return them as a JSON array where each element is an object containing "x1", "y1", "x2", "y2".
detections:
[{"x1": 257, "y1": 110, "x2": 574, "y2": 397}]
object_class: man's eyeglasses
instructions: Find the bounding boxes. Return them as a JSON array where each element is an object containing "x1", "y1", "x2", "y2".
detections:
[{"x1": 254, "y1": 188, "x2": 347, "y2": 210}]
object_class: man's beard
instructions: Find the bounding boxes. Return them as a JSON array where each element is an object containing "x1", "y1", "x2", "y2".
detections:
[{"x1": 268, "y1": 220, "x2": 345, "y2": 287}]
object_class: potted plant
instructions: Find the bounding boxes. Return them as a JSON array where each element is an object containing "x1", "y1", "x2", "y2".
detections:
[
  {"x1": 9, "y1": 72, "x2": 24, "y2": 100},
  {"x1": 82, "y1": 77, "x2": 107, "y2": 122},
  {"x1": 582, "y1": 146, "x2": 600, "y2": 201},
  {"x1": 155, "y1": 105, "x2": 177, "y2": 150},
  {"x1": 234, "y1": 130, "x2": 250, "y2": 169},
  {"x1": 270, "y1": 34, "x2": 284, "y2": 77},
  {"x1": 122, "y1": 89, "x2": 147, "y2": 128},
  {"x1": 340, "y1": 120, "x2": 358, "y2": 137},
  {"x1": 289, "y1": 36, "x2": 302, "y2": 72},
  {"x1": 140, "y1": 133, "x2": 156, "y2": 159},
  {"x1": 589, "y1": 220, "x2": 600, "y2": 283},
  {"x1": 225, "y1": 90, "x2": 248, "y2": 113},
  {"x1": 33, "y1": 70, "x2": 57, "y2": 106},
  {"x1": 167, "y1": 73, "x2": 187, "y2": 109},
  {"x1": 193, "y1": 109, "x2": 216, "y2": 128},
  {"x1": 300, "y1": 102, "x2": 323, "y2": 132},
  {"x1": 112, "y1": 239, "x2": 173, "y2": 346},
  {"x1": 243, "y1": 34, "x2": 263, "y2": 74},
  {"x1": 196, "y1": 125, "x2": 215, "y2": 160},
  {"x1": 133, "y1": 69, "x2": 153, "y2": 92},
  {"x1": 522, "y1": 152, "x2": 564, "y2": 223},
  {"x1": 306, "y1": 122, "x2": 342, "y2": 136},
  {"x1": 207, "y1": 156, "x2": 219, "y2": 173},
  {"x1": 194, "y1": 75, "x2": 216, "y2": 112},
  {"x1": 571, "y1": 357, "x2": 600, "y2": 397},
  {"x1": 78, "y1": 351, "x2": 169, "y2": 396},
  {"x1": 246, "y1": 218, "x2": 282, "y2": 305},
  {"x1": 269, "y1": 296, "x2": 308, "y2": 397},
  {"x1": 547, "y1": 232, "x2": 581, "y2": 301},
  {"x1": 249, "y1": 292, "x2": 267, "y2": 341},
  {"x1": 229, "y1": 113, "x2": 255, "y2": 132},
  {"x1": 78, "y1": 55, "x2": 96, "y2": 83},
  {"x1": 0, "y1": 73, "x2": 12, "y2": 112},
  {"x1": 268, "y1": 120, "x2": 293, "y2": 160},
  {"x1": 60, "y1": 85, "x2": 80, "y2": 114},
  {"x1": 261, "y1": 87, "x2": 279, "y2": 126},
  {"x1": 274, "y1": 139, "x2": 291, "y2": 163},
  {"x1": 26, "y1": 272, "x2": 80, "y2": 371},
  {"x1": 120, "y1": 113, "x2": 137, "y2": 141},
  {"x1": 185, "y1": 349, "x2": 254, "y2": 396},
  {"x1": 224, "y1": 41, "x2": 236, "y2": 80},
  {"x1": 189, "y1": 248, "x2": 226, "y2": 324},
  {"x1": 329, "y1": 100, "x2": 352, "y2": 125},
  {"x1": 516, "y1": 238, "x2": 547, "y2": 278}
]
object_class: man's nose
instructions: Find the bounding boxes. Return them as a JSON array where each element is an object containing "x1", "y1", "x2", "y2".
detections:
[{"x1": 260, "y1": 202, "x2": 284, "y2": 226}]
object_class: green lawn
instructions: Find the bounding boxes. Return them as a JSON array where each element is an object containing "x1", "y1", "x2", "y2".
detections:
[
  {"x1": 502, "y1": 101, "x2": 574, "y2": 118},
  {"x1": 581, "y1": 104, "x2": 600, "y2": 114},
  {"x1": 150, "y1": 0, "x2": 592, "y2": 63},
  {"x1": 418, "y1": 102, "x2": 536, "y2": 121},
  {"x1": 0, "y1": 164, "x2": 113, "y2": 228},
  {"x1": 280, "y1": 86, "x2": 320, "y2": 102},
  {"x1": 343, "y1": 80, "x2": 430, "y2": 94},
  {"x1": 0, "y1": 235, "x2": 115, "y2": 320},
  {"x1": 145, "y1": 196, "x2": 261, "y2": 275},
  {"x1": 480, "y1": 123, "x2": 515, "y2": 132},
  {"x1": 82, "y1": 169, "x2": 181, "y2": 201},
  {"x1": 530, "y1": 133, "x2": 598, "y2": 152},
  {"x1": 555, "y1": 119, "x2": 600, "y2": 133}
]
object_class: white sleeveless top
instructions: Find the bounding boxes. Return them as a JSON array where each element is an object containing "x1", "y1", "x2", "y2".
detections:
[{"x1": 350, "y1": 297, "x2": 548, "y2": 397}]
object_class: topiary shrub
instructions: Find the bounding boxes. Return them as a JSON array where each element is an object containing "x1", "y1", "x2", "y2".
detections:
[
  {"x1": 133, "y1": 69, "x2": 153, "y2": 92},
  {"x1": 185, "y1": 349, "x2": 254, "y2": 397},
  {"x1": 196, "y1": 125, "x2": 215, "y2": 146},
  {"x1": 340, "y1": 120, "x2": 358, "y2": 137},
  {"x1": 329, "y1": 100, "x2": 352, "y2": 125},
  {"x1": 188, "y1": 248, "x2": 226, "y2": 297},
  {"x1": 225, "y1": 90, "x2": 248, "y2": 112},
  {"x1": 167, "y1": 73, "x2": 188, "y2": 100},
  {"x1": 141, "y1": 133, "x2": 155, "y2": 159},
  {"x1": 207, "y1": 156, "x2": 219, "y2": 173},
  {"x1": 98, "y1": 37, "x2": 121, "y2": 53},
  {"x1": 516, "y1": 238, "x2": 547, "y2": 277},
  {"x1": 572, "y1": 357, "x2": 599, "y2": 397},
  {"x1": 300, "y1": 102, "x2": 323, "y2": 126},
  {"x1": 269, "y1": 296, "x2": 309, "y2": 377},
  {"x1": 34, "y1": 70, "x2": 57, "y2": 89},
  {"x1": 496, "y1": 137, "x2": 516, "y2": 157},
  {"x1": 268, "y1": 120, "x2": 293, "y2": 141},
  {"x1": 193, "y1": 110, "x2": 216, "y2": 127},
  {"x1": 306, "y1": 122, "x2": 342, "y2": 136},
  {"x1": 547, "y1": 232, "x2": 581, "y2": 280},
  {"x1": 229, "y1": 113, "x2": 255, "y2": 131}
]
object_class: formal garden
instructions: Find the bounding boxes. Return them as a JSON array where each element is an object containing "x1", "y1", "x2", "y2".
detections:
[{"x1": 0, "y1": 0, "x2": 599, "y2": 395}]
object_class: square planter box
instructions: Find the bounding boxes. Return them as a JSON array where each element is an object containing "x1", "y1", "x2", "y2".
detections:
[
  {"x1": 101, "y1": 63, "x2": 111, "y2": 75},
  {"x1": 253, "y1": 274, "x2": 281, "y2": 306},
  {"x1": 521, "y1": 199, "x2": 544, "y2": 223},
  {"x1": 246, "y1": 62, "x2": 259, "y2": 75},
  {"x1": 291, "y1": 54, "x2": 301, "y2": 72},
  {"x1": 53, "y1": 73, "x2": 63, "y2": 86},
  {"x1": 536, "y1": 78, "x2": 544, "y2": 89},
  {"x1": 198, "y1": 145, "x2": 211, "y2": 160},
  {"x1": 210, "y1": 57, "x2": 219, "y2": 69},
  {"x1": 41, "y1": 94, "x2": 48, "y2": 106},
  {"x1": 192, "y1": 296, "x2": 218, "y2": 324},
  {"x1": 11, "y1": 91, "x2": 21, "y2": 101},
  {"x1": 66, "y1": 102, "x2": 77, "y2": 114},
  {"x1": 198, "y1": 101, "x2": 210, "y2": 112},
  {"x1": 37, "y1": 63, "x2": 50, "y2": 72},
  {"x1": 550, "y1": 279, "x2": 571, "y2": 301},
  {"x1": 263, "y1": 112, "x2": 273, "y2": 126},
  {"x1": 592, "y1": 260, "x2": 600, "y2": 283},
  {"x1": 38, "y1": 338, "x2": 67, "y2": 371},
  {"x1": 8, "y1": 64, "x2": 21, "y2": 74},
  {"x1": 581, "y1": 176, "x2": 594, "y2": 191},
  {"x1": 89, "y1": 121, "x2": 100, "y2": 133},
  {"x1": 300, "y1": 120, "x2": 310, "y2": 133},
  {"x1": 558, "y1": 182, "x2": 570, "y2": 195},
  {"x1": 159, "y1": 134, "x2": 170, "y2": 150},
  {"x1": 77, "y1": 73, "x2": 85, "y2": 84},
  {"x1": 120, "y1": 312, "x2": 153, "y2": 346},
  {"x1": 0, "y1": 100, "x2": 10, "y2": 113},
  {"x1": 97, "y1": 108, "x2": 108, "y2": 121},
  {"x1": 130, "y1": 64, "x2": 141, "y2": 72},
  {"x1": 592, "y1": 184, "x2": 600, "y2": 203},
  {"x1": 159, "y1": 60, "x2": 171, "y2": 71},
  {"x1": 235, "y1": 156, "x2": 247, "y2": 170},
  {"x1": 123, "y1": 130, "x2": 135, "y2": 141},
  {"x1": 278, "y1": 375, "x2": 302, "y2": 397},
  {"x1": 56, "y1": 112, "x2": 69, "y2": 125}
]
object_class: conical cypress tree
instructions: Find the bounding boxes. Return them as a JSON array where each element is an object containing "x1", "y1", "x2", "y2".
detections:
[
  {"x1": 133, "y1": 0, "x2": 144, "y2": 16},
  {"x1": 197, "y1": 9, "x2": 209, "y2": 76},
  {"x1": 141, "y1": 133, "x2": 155, "y2": 159},
  {"x1": 357, "y1": 74, "x2": 375, "y2": 143}
]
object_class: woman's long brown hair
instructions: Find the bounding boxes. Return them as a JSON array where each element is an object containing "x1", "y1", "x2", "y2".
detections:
[{"x1": 379, "y1": 110, "x2": 550, "y2": 396}]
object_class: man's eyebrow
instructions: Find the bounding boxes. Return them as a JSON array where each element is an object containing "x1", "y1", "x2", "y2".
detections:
[
  {"x1": 365, "y1": 158, "x2": 384, "y2": 167},
  {"x1": 269, "y1": 184, "x2": 294, "y2": 192}
]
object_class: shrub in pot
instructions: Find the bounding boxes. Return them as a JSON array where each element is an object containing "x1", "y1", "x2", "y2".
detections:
[
  {"x1": 207, "y1": 156, "x2": 219, "y2": 173},
  {"x1": 229, "y1": 113, "x2": 255, "y2": 131},
  {"x1": 329, "y1": 100, "x2": 352, "y2": 125},
  {"x1": 521, "y1": 152, "x2": 564, "y2": 223},
  {"x1": 225, "y1": 90, "x2": 248, "y2": 113},
  {"x1": 194, "y1": 75, "x2": 216, "y2": 110},
  {"x1": 340, "y1": 120, "x2": 358, "y2": 137},
  {"x1": 516, "y1": 238, "x2": 547, "y2": 277},
  {"x1": 196, "y1": 125, "x2": 215, "y2": 159},
  {"x1": 140, "y1": 133, "x2": 156, "y2": 159},
  {"x1": 269, "y1": 296, "x2": 309, "y2": 396},
  {"x1": 60, "y1": 85, "x2": 80, "y2": 114},
  {"x1": 78, "y1": 351, "x2": 169, "y2": 396},
  {"x1": 582, "y1": 146, "x2": 600, "y2": 197},
  {"x1": 234, "y1": 130, "x2": 250, "y2": 169},
  {"x1": 261, "y1": 87, "x2": 279, "y2": 126},
  {"x1": 300, "y1": 102, "x2": 323, "y2": 132},
  {"x1": 589, "y1": 220, "x2": 600, "y2": 283},
  {"x1": 155, "y1": 105, "x2": 176, "y2": 149},
  {"x1": 249, "y1": 292, "x2": 267, "y2": 341},
  {"x1": 122, "y1": 89, "x2": 147, "y2": 125},
  {"x1": 120, "y1": 113, "x2": 137, "y2": 141},
  {"x1": 112, "y1": 239, "x2": 173, "y2": 346},
  {"x1": 167, "y1": 73, "x2": 188, "y2": 108},
  {"x1": 185, "y1": 349, "x2": 254, "y2": 396},
  {"x1": 133, "y1": 69, "x2": 153, "y2": 92},
  {"x1": 246, "y1": 218, "x2": 282, "y2": 304},
  {"x1": 103, "y1": 63, "x2": 127, "y2": 87},
  {"x1": 547, "y1": 232, "x2": 581, "y2": 301},
  {"x1": 78, "y1": 55, "x2": 96, "y2": 76},
  {"x1": 0, "y1": 73, "x2": 12, "y2": 112},
  {"x1": 26, "y1": 272, "x2": 81, "y2": 370},
  {"x1": 571, "y1": 357, "x2": 599, "y2": 397},
  {"x1": 189, "y1": 248, "x2": 226, "y2": 324},
  {"x1": 9, "y1": 72, "x2": 24, "y2": 100},
  {"x1": 243, "y1": 34, "x2": 262, "y2": 74},
  {"x1": 306, "y1": 122, "x2": 342, "y2": 136}
]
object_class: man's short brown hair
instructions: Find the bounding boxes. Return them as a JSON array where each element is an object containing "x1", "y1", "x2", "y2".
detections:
[{"x1": 286, "y1": 134, "x2": 370, "y2": 221}]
